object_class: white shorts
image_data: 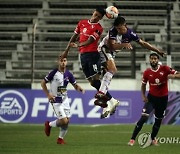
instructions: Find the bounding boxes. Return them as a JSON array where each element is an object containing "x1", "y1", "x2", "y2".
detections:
[
  {"x1": 100, "y1": 51, "x2": 114, "y2": 63},
  {"x1": 51, "y1": 103, "x2": 70, "y2": 119}
]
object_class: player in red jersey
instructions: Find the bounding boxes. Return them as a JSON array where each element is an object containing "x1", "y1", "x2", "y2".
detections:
[
  {"x1": 61, "y1": 8, "x2": 119, "y2": 111},
  {"x1": 128, "y1": 52, "x2": 180, "y2": 147}
]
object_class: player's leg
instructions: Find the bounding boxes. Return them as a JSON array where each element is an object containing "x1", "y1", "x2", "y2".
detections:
[
  {"x1": 96, "y1": 53, "x2": 119, "y2": 117},
  {"x1": 150, "y1": 95, "x2": 168, "y2": 146},
  {"x1": 128, "y1": 101, "x2": 153, "y2": 146},
  {"x1": 44, "y1": 103, "x2": 66, "y2": 137},
  {"x1": 44, "y1": 102, "x2": 70, "y2": 144},
  {"x1": 98, "y1": 58, "x2": 117, "y2": 95},
  {"x1": 56, "y1": 107, "x2": 70, "y2": 144},
  {"x1": 80, "y1": 52, "x2": 109, "y2": 107},
  {"x1": 44, "y1": 102, "x2": 61, "y2": 136}
]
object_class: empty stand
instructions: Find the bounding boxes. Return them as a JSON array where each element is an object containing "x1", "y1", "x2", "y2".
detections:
[{"x1": 0, "y1": 0, "x2": 179, "y2": 85}]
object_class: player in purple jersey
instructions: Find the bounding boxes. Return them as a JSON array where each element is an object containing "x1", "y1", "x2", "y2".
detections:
[
  {"x1": 97, "y1": 16, "x2": 166, "y2": 118},
  {"x1": 41, "y1": 56, "x2": 84, "y2": 145}
]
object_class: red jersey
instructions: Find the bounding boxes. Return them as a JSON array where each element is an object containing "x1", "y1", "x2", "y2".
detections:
[
  {"x1": 74, "y1": 19, "x2": 103, "y2": 53},
  {"x1": 142, "y1": 65, "x2": 177, "y2": 97}
]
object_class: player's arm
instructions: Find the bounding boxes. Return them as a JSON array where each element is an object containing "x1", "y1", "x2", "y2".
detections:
[
  {"x1": 108, "y1": 39, "x2": 133, "y2": 50},
  {"x1": 41, "y1": 80, "x2": 55, "y2": 102},
  {"x1": 141, "y1": 83, "x2": 148, "y2": 103},
  {"x1": 61, "y1": 33, "x2": 79, "y2": 58},
  {"x1": 138, "y1": 39, "x2": 166, "y2": 57},
  {"x1": 78, "y1": 36, "x2": 94, "y2": 47},
  {"x1": 70, "y1": 36, "x2": 95, "y2": 48},
  {"x1": 72, "y1": 83, "x2": 85, "y2": 94},
  {"x1": 168, "y1": 72, "x2": 180, "y2": 79}
]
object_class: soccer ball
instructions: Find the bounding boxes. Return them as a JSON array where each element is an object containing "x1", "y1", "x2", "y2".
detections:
[{"x1": 106, "y1": 6, "x2": 119, "y2": 19}]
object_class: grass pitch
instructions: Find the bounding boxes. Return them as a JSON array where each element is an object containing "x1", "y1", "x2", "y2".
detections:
[{"x1": 0, "y1": 124, "x2": 179, "y2": 154}]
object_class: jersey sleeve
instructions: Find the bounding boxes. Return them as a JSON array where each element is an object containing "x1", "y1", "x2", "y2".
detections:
[
  {"x1": 44, "y1": 69, "x2": 58, "y2": 83},
  {"x1": 142, "y1": 70, "x2": 148, "y2": 84},
  {"x1": 109, "y1": 27, "x2": 117, "y2": 40},
  {"x1": 129, "y1": 29, "x2": 140, "y2": 42},
  {"x1": 165, "y1": 65, "x2": 177, "y2": 75},
  {"x1": 68, "y1": 71, "x2": 76, "y2": 85}
]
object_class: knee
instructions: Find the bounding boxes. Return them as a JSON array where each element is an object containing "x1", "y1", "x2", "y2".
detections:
[
  {"x1": 57, "y1": 118, "x2": 69, "y2": 126},
  {"x1": 106, "y1": 61, "x2": 117, "y2": 74},
  {"x1": 107, "y1": 66, "x2": 117, "y2": 74},
  {"x1": 137, "y1": 115, "x2": 149, "y2": 125},
  {"x1": 62, "y1": 118, "x2": 69, "y2": 125},
  {"x1": 154, "y1": 117, "x2": 162, "y2": 126},
  {"x1": 90, "y1": 79, "x2": 101, "y2": 88}
]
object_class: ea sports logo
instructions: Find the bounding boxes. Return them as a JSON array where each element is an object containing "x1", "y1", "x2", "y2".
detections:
[{"x1": 0, "y1": 90, "x2": 28, "y2": 123}]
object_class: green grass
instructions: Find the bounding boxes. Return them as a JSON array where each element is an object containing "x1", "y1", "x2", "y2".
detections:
[{"x1": 0, "y1": 124, "x2": 179, "y2": 154}]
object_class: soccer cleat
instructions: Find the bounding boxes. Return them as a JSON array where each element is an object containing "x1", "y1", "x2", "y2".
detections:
[
  {"x1": 100, "y1": 107, "x2": 110, "y2": 119},
  {"x1": 109, "y1": 99, "x2": 120, "y2": 115},
  {"x1": 128, "y1": 139, "x2": 135, "y2": 146},
  {"x1": 151, "y1": 139, "x2": 159, "y2": 146},
  {"x1": 94, "y1": 99, "x2": 108, "y2": 108},
  {"x1": 57, "y1": 138, "x2": 66, "y2": 145},
  {"x1": 95, "y1": 91, "x2": 109, "y2": 102},
  {"x1": 44, "y1": 121, "x2": 51, "y2": 136}
]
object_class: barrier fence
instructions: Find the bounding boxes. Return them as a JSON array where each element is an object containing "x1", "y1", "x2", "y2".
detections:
[{"x1": 0, "y1": 89, "x2": 179, "y2": 125}]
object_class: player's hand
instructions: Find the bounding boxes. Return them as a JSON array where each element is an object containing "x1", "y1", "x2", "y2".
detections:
[
  {"x1": 48, "y1": 93, "x2": 56, "y2": 103},
  {"x1": 80, "y1": 89, "x2": 85, "y2": 94},
  {"x1": 142, "y1": 96, "x2": 148, "y2": 103},
  {"x1": 122, "y1": 43, "x2": 133, "y2": 50},
  {"x1": 158, "y1": 49, "x2": 166, "y2": 57},
  {"x1": 79, "y1": 87, "x2": 85, "y2": 94},
  {"x1": 60, "y1": 51, "x2": 68, "y2": 59},
  {"x1": 70, "y1": 42, "x2": 78, "y2": 48},
  {"x1": 168, "y1": 74, "x2": 175, "y2": 79}
]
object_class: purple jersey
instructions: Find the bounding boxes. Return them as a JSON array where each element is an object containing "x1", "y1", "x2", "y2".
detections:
[
  {"x1": 44, "y1": 68, "x2": 76, "y2": 98},
  {"x1": 109, "y1": 27, "x2": 140, "y2": 43},
  {"x1": 98, "y1": 27, "x2": 140, "y2": 53}
]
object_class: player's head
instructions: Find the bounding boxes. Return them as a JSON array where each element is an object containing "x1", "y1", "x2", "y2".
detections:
[
  {"x1": 90, "y1": 7, "x2": 105, "y2": 23},
  {"x1": 58, "y1": 56, "x2": 67, "y2": 69},
  {"x1": 113, "y1": 16, "x2": 127, "y2": 35},
  {"x1": 149, "y1": 52, "x2": 159, "y2": 68}
]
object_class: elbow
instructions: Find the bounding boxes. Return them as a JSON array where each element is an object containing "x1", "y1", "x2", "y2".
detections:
[{"x1": 109, "y1": 44, "x2": 116, "y2": 50}]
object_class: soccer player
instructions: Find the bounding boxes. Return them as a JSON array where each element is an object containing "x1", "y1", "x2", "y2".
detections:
[
  {"x1": 41, "y1": 56, "x2": 84, "y2": 145},
  {"x1": 128, "y1": 52, "x2": 180, "y2": 147},
  {"x1": 97, "y1": 16, "x2": 166, "y2": 117},
  {"x1": 61, "y1": 7, "x2": 119, "y2": 113}
]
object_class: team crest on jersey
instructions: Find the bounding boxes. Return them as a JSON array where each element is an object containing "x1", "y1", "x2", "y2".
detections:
[
  {"x1": 155, "y1": 78, "x2": 160, "y2": 84},
  {"x1": 64, "y1": 77, "x2": 69, "y2": 82},
  {"x1": 83, "y1": 28, "x2": 87, "y2": 33}
]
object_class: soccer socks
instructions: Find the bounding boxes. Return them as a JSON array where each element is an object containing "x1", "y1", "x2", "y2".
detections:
[
  {"x1": 151, "y1": 118, "x2": 162, "y2": 140},
  {"x1": 49, "y1": 120, "x2": 57, "y2": 127},
  {"x1": 99, "y1": 72, "x2": 113, "y2": 94},
  {"x1": 131, "y1": 116, "x2": 148, "y2": 140},
  {"x1": 59, "y1": 125, "x2": 68, "y2": 139}
]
